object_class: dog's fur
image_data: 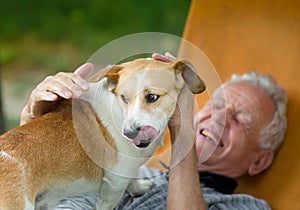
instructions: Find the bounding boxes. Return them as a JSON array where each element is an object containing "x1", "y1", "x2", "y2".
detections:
[{"x1": 0, "y1": 58, "x2": 205, "y2": 210}]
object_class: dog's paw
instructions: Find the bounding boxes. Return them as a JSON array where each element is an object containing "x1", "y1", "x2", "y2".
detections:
[{"x1": 127, "y1": 179, "x2": 153, "y2": 196}]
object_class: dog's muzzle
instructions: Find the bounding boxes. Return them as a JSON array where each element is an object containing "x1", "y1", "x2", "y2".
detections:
[{"x1": 124, "y1": 126, "x2": 158, "y2": 148}]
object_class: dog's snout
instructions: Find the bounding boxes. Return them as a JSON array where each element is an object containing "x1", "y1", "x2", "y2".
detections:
[
  {"x1": 124, "y1": 128, "x2": 140, "y2": 139},
  {"x1": 124, "y1": 122, "x2": 142, "y2": 139}
]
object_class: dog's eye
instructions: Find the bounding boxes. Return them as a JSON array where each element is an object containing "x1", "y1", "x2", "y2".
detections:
[
  {"x1": 145, "y1": 93, "x2": 159, "y2": 103},
  {"x1": 121, "y1": 95, "x2": 128, "y2": 104}
]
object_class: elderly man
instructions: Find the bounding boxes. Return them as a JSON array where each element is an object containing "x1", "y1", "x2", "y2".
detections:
[{"x1": 20, "y1": 53, "x2": 287, "y2": 210}]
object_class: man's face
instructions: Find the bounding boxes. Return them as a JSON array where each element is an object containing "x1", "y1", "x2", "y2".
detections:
[{"x1": 194, "y1": 82, "x2": 275, "y2": 178}]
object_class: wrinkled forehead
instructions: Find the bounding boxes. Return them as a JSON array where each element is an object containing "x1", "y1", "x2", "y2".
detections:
[
  {"x1": 116, "y1": 68, "x2": 178, "y2": 93},
  {"x1": 212, "y1": 83, "x2": 275, "y2": 117},
  {"x1": 212, "y1": 82, "x2": 262, "y2": 99}
]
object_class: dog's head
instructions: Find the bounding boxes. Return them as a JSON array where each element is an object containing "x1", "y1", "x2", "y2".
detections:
[{"x1": 90, "y1": 58, "x2": 205, "y2": 148}]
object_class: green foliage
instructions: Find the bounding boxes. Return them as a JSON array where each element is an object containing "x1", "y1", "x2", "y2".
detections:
[
  {"x1": 1, "y1": 0, "x2": 190, "y2": 70},
  {"x1": 0, "y1": 0, "x2": 191, "y2": 129},
  {"x1": 1, "y1": 0, "x2": 190, "y2": 45}
]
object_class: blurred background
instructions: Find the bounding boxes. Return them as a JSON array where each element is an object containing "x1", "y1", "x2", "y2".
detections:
[{"x1": 0, "y1": 0, "x2": 190, "y2": 131}]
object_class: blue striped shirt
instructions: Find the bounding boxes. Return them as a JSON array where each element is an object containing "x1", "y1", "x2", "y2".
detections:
[{"x1": 52, "y1": 167, "x2": 271, "y2": 210}]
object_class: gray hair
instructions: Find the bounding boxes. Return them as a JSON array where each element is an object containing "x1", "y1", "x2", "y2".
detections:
[{"x1": 222, "y1": 71, "x2": 287, "y2": 152}]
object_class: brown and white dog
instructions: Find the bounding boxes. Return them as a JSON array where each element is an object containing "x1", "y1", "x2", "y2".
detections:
[{"x1": 0, "y1": 58, "x2": 205, "y2": 210}]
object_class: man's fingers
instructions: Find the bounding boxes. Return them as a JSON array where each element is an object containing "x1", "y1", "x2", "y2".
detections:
[
  {"x1": 164, "y1": 52, "x2": 176, "y2": 61},
  {"x1": 69, "y1": 72, "x2": 90, "y2": 91},
  {"x1": 35, "y1": 92, "x2": 58, "y2": 102},
  {"x1": 152, "y1": 52, "x2": 176, "y2": 62},
  {"x1": 152, "y1": 53, "x2": 168, "y2": 62},
  {"x1": 53, "y1": 75, "x2": 87, "y2": 98},
  {"x1": 73, "y1": 63, "x2": 94, "y2": 91},
  {"x1": 31, "y1": 68, "x2": 91, "y2": 103},
  {"x1": 74, "y1": 63, "x2": 94, "y2": 79},
  {"x1": 43, "y1": 80, "x2": 75, "y2": 99},
  {"x1": 42, "y1": 72, "x2": 90, "y2": 98}
]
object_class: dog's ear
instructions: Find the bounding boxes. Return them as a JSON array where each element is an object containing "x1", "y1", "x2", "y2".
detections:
[
  {"x1": 104, "y1": 65, "x2": 124, "y2": 91},
  {"x1": 89, "y1": 65, "x2": 124, "y2": 91},
  {"x1": 172, "y1": 60, "x2": 206, "y2": 94},
  {"x1": 89, "y1": 65, "x2": 123, "y2": 82}
]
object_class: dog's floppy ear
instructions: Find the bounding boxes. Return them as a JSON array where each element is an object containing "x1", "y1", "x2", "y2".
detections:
[
  {"x1": 104, "y1": 65, "x2": 123, "y2": 91},
  {"x1": 89, "y1": 65, "x2": 124, "y2": 91},
  {"x1": 172, "y1": 60, "x2": 206, "y2": 94}
]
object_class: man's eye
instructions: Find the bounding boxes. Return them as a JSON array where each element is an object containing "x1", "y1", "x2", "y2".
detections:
[
  {"x1": 211, "y1": 99, "x2": 225, "y2": 110},
  {"x1": 234, "y1": 112, "x2": 252, "y2": 125},
  {"x1": 145, "y1": 93, "x2": 160, "y2": 103},
  {"x1": 121, "y1": 95, "x2": 128, "y2": 104}
]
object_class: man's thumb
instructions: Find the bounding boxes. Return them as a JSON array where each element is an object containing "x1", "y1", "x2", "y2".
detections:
[{"x1": 74, "y1": 63, "x2": 94, "y2": 79}]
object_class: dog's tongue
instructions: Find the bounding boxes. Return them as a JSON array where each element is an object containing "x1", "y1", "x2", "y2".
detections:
[{"x1": 133, "y1": 126, "x2": 158, "y2": 146}]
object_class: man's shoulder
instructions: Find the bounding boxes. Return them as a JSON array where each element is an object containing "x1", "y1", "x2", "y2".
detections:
[{"x1": 202, "y1": 185, "x2": 271, "y2": 210}]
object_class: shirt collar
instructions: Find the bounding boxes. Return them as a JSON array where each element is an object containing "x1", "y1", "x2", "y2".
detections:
[{"x1": 199, "y1": 171, "x2": 238, "y2": 194}]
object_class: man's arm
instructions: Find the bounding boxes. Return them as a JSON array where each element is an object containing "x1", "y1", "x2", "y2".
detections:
[
  {"x1": 167, "y1": 145, "x2": 206, "y2": 209},
  {"x1": 166, "y1": 85, "x2": 206, "y2": 210},
  {"x1": 21, "y1": 52, "x2": 172, "y2": 125}
]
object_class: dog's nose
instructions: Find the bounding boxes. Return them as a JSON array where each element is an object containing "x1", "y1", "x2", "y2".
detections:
[{"x1": 123, "y1": 127, "x2": 140, "y2": 139}]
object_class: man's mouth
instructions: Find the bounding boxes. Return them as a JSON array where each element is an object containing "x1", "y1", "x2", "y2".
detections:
[{"x1": 200, "y1": 129, "x2": 224, "y2": 147}]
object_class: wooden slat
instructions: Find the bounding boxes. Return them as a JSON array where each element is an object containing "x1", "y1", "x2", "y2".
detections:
[{"x1": 178, "y1": 0, "x2": 300, "y2": 209}]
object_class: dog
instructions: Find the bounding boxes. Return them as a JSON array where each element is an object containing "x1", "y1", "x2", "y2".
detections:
[{"x1": 0, "y1": 58, "x2": 205, "y2": 210}]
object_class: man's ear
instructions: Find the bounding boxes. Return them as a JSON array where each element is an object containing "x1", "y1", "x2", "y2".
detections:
[{"x1": 248, "y1": 149, "x2": 274, "y2": 176}]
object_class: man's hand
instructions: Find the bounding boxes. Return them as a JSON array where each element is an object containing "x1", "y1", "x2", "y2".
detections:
[
  {"x1": 168, "y1": 85, "x2": 195, "y2": 134},
  {"x1": 168, "y1": 84, "x2": 196, "y2": 167},
  {"x1": 20, "y1": 63, "x2": 94, "y2": 125},
  {"x1": 153, "y1": 52, "x2": 196, "y2": 163},
  {"x1": 152, "y1": 52, "x2": 176, "y2": 62}
]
